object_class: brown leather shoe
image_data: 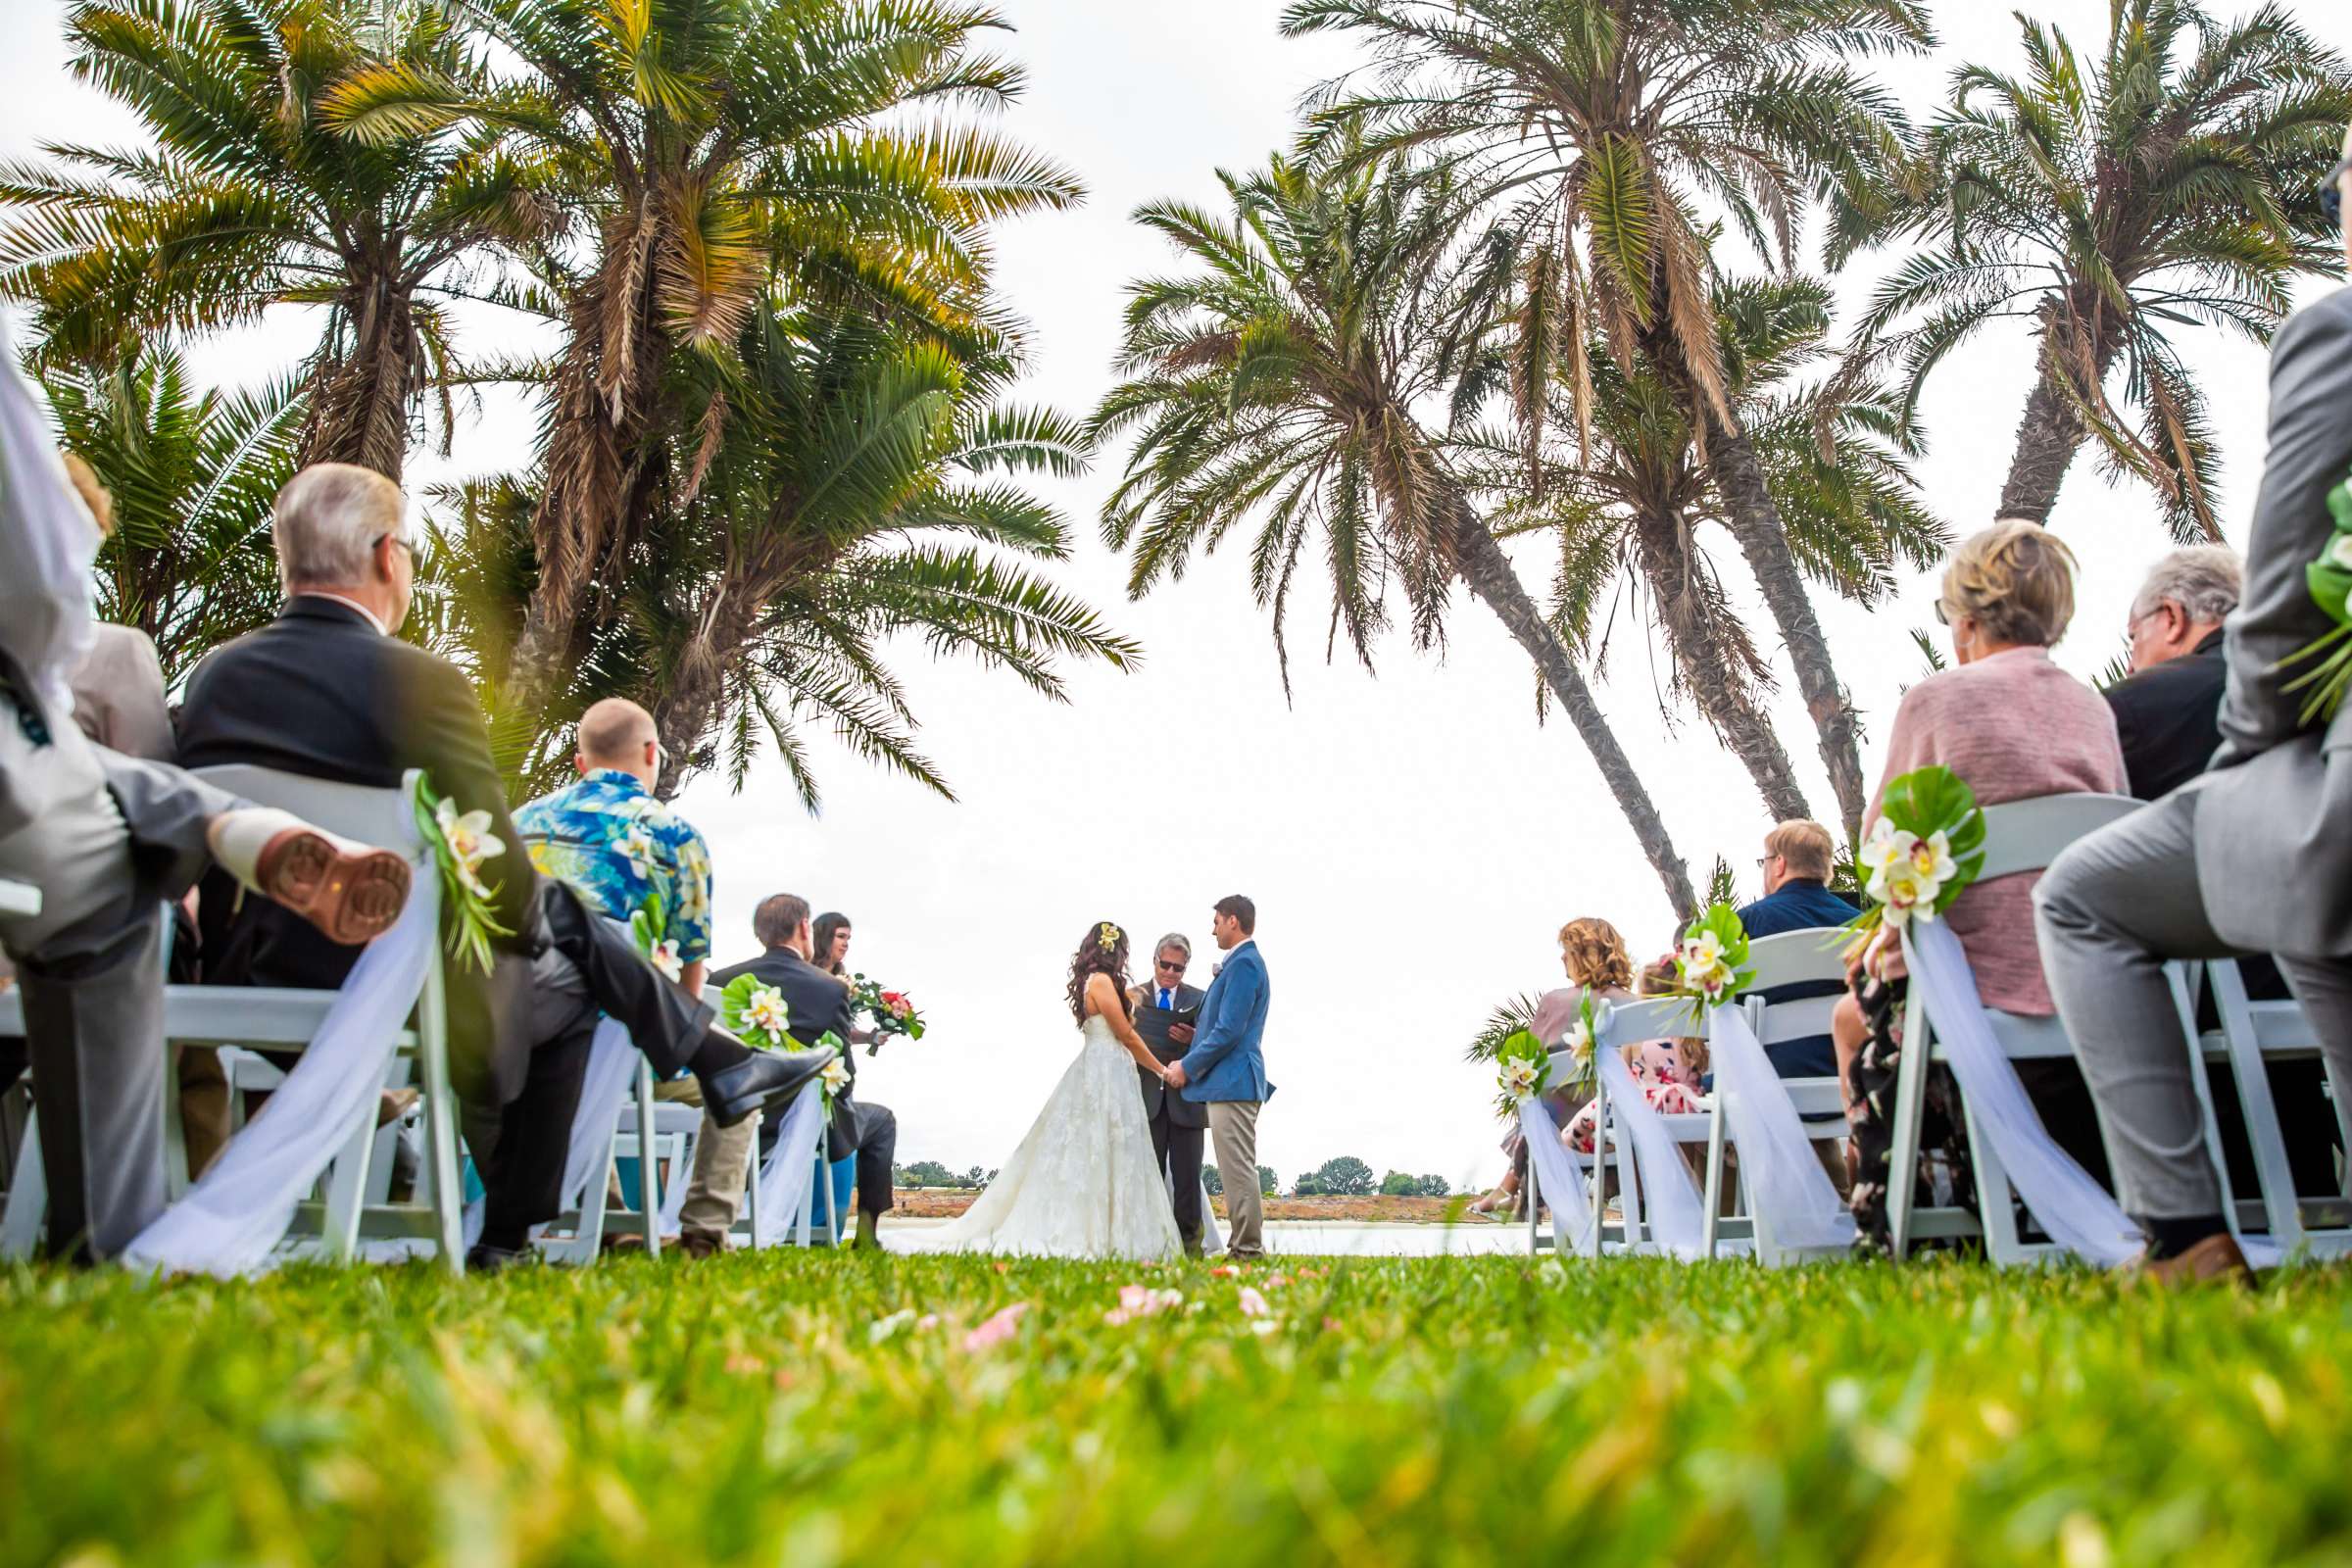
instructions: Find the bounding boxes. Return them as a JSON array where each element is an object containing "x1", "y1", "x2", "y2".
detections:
[
  {"x1": 2128, "y1": 1232, "x2": 2255, "y2": 1289},
  {"x1": 256, "y1": 827, "x2": 412, "y2": 946},
  {"x1": 678, "y1": 1230, "x2": 724, "y2": 1260}
]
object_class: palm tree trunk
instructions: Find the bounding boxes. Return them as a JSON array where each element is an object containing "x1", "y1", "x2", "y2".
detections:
[
  {"x1": 1446, "y1": 498, "x2": 1696, "y2": 915},
  {"x1": 1996, "y1": 362, "x2": 2089, "y2": 524},
  {"x1": 1633, "y1": 516, "x2": 1812, "y2": 823},
  {"x1": 1696, "y1": 411, "x2": 1870, "y2": 840},
  {"x1": 299, "y1": 271, "x2": 416, "y2": 481}
]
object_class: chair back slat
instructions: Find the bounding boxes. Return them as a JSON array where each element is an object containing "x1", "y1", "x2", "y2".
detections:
[
  {"x1": 1742, "y1": 929, "x2": 1849, "y2": 990},
  {"x1": 1974, "y1": 794, "x2": 2140, "y2": 880},
  {"x1": 1754, "y1": 995, "x2": 1840, "y2": 1047},
  {"x1": 189, "y1": 764, "x2": 424, "y2": 854}
]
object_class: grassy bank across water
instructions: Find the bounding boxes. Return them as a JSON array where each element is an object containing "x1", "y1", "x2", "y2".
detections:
[{"x1": 3, "y1": 1254, "x2": 2349, "y2": 1565}]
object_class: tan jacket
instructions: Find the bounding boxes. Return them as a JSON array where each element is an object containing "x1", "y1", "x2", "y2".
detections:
[{"x1": 71, "y1": 623, "x2": 172, "y2": 761}]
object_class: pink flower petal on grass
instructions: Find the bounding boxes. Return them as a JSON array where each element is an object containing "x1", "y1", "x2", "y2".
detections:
[
  {"x1": 1238, "y1": 1286, "x2": 1270, "y2": 1317},
  {"x1": 1119, "y1": 1285, "x2": 1152, "y2": 1313},
  {"x1": 962, "y1": 1302, "x2": 1028, "y2": 1352}
]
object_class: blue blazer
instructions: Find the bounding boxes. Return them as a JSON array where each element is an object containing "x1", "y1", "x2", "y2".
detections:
[{"x1": 1177, "y1": 941, "x2": 1273, "y2": 1103}]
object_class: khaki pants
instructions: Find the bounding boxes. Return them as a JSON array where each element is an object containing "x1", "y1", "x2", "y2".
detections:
[
  {"x1": 654, "y1": 1077, "x2": 759, "y2": 1241},
  {"x1": 1208, "y1": 1100, "x2": 1264, "y2": 1259}
]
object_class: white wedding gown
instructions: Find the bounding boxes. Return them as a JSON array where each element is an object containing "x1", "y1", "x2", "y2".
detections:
[{"x1": 896, "y1": 1011, "x2": 1182, "y2": 1260}]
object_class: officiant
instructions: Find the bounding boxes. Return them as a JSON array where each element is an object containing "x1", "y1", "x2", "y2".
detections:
[{"x1": 1130, "y1": 932, "x2": 1207, "y2": 1256}]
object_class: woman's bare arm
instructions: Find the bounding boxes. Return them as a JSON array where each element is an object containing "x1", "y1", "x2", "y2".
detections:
[{"x1": 1088, "y1": 972, "x2": 1164, "y2": 1076}]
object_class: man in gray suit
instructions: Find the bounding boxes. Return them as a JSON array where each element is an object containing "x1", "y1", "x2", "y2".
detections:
[
  {"x1": 1128, "y1": 932, "x2": 1207, "y2": 1255},
  {"x1": 2035, "y1": 125, "x2": 2352, "y2": 1286}
]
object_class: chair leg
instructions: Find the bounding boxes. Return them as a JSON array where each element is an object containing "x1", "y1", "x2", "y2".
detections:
[
  {"x1": 1885, "y1": 985, "x2": 1933, "y2": 1262},
  {"x1": 162, "y1": 1040, "x2": 191, "y2": 1202},
  {"x1": 822, "y1": 1125, "x2": 840, "y2": 1246},
  {"x1": 416, "y1": 962, "x2": 465, "y2": 1279},
  {"x1": 1587, "y1": 1074, "x2": 1608, "y2": 1261},
  {"x1": 1524, "y1": 1135, "x2": 1541, "y2": 1259},
  {"x1": 318, "y1": 1100, "x2": 378, "y2": 1263},
  {"x1": 1701, "y1": 1098, "x2": 1727, "y2": 1259},
  {"x1": 2208, "y1": 961, "x2": 2304, "y2": 1250},
  {"x1": 1959, "y1": 1094, "x2": 2025, "y2": 1266},
  {"x1": 635, "y1": 1061, "x2": 661, "y2": 1260},
  {"x1": 1, "y1": 1113, "x2": 44, "y2": 1260}
]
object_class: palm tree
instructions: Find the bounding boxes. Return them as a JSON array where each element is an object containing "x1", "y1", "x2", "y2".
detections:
[
  {"x1": 1284, "y1": 0, "x2": 1934, "y2": 838},
  {"x1": 1098, "y1": 151, "x2": 1695, "y2": 914},
  {"x1": 1849, "y1": 0, "x2": 2352, "y2": 538},
  {"x1": 39, "y1": 344, "x2": 305, "y2": 688},
  {"x1": 422, "y1": 300, "x2": 1141, "y2": 805},
  {"x1": 329, "y1": 0, "x2": 1086, "y2": 714},
  {"x1": 1469, "y1": 276, "x2": 1945, "y2": 822},
  {"x1": 0, "y1": 0, "x2": 549, "y2": 478}
]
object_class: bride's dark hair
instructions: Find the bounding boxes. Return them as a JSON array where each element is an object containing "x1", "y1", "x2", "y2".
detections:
[{"x1": 1066, "y1": 920, "x2": 1134, "y2": 1025}]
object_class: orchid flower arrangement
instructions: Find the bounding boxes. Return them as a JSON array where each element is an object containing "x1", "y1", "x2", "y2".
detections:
[
  {"x1": 1659, "y1": 903, "x2": 1757, "y2": 1024},
  {"x1": 1845, "y1": 765, "x2": 1987, "y2": 942},
  {"x1": 2277, "y1": 461, "x2": 2352, "y2": 724},
  {"x1": 1550, "y1": 988, "x2": 1616, "y2": 1101},
  {"x1": 717, "y1": 972, "x2": 851, "y2": 1109},
  {"x1": 1491, "y1": 1023, "x2": 1552, "y2": 1122},
  {"x1": 630, "y1": 891, "x2": 682, "y2": 982},
  {"x1": 411, "y1": 773, "x2": 512, "y2": 975}
]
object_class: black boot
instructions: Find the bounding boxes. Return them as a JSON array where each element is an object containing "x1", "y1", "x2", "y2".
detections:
[{"x1": 699, "y1": 1042, "x2": 835, "y2": 1128}]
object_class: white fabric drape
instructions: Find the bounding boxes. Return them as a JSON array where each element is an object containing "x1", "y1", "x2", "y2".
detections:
[
  {"x1": 749, "y1": 1084, "x2": 826, "y2": 1247},
  {"x1": 1517, "y1": 1093, "x2": 1595, "y2": 1254},
  {"x1": 1903, "y1": 919, "x2": 2143, "y2": 1265},
  {"x1": 1707, "y1": 1003, "x2": 1856, "y2": 1255},
  {"x1": 1596, "y1": 1048, "x2": 1708, "y2": 1259},
  {"x1": 122, "y1": 872, "x2": 440, "y2": 1276}
]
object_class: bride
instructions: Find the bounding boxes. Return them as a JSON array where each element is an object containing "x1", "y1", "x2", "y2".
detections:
[{"x1": 897, "y1": 921, "x2": 1182, "y2": 1260}]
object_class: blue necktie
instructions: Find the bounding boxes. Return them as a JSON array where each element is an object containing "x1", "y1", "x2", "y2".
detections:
[{"x1": 1158, "y1": 988, "x2": 1171, "y2": 1009}]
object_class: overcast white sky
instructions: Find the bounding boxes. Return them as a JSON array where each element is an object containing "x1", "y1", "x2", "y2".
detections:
[{"x1": 8, "y1": 2, "x2": 2349, "y2": 1191}]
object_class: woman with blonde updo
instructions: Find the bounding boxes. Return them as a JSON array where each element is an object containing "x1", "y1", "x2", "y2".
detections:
[{"x1": 1836, "y1": 519, "x2": 2128, "y2": 1252}]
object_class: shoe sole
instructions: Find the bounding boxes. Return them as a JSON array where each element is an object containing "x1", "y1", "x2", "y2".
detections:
[{"x1": 261, "y1": 832, "x2": 412, "y2": 946}]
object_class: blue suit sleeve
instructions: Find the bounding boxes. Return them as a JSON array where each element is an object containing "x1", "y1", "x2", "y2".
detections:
[{"x1": 1179, "y1": 961, "x2": 1258, "y2": 1081}]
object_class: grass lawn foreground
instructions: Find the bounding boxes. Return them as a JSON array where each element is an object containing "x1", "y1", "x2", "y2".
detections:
[{"x1": 4, "y1": 1253, "x2": 2350, "y2": 1565}]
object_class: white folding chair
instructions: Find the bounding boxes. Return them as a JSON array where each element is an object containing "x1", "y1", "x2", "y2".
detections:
[
  {"x1": 1884, "y1": 792, "x2": 2146, "y2": 1265},
  {"x1": 1733, "y1": 929, "x2": 1856, "y2": 1264},
  {"x1": 1526, "y1": 997, "x2": 1703, "y2": 1260},
  {"x1": 2189, "y1": 958, "x2": 2352, "y2": 1257}
]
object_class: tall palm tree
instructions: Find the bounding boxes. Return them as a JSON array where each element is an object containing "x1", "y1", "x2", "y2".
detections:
[
  {"x1": 330, "y1": 0, "x2": 1086, "y2": 714},
  {"x1": 1849, "y1": 0, "x2": 2351, "y2": 538},
  {"x1": 422, "y1": 300, "x2": 1140, "y2": 805},
  {"x1": 1469, "y1": 275, "x2": 1945, "y2": 822},
  {"x1": 39, "y1": 343, "x2": 305, "y2": 687},
  {"x1": 1284, "y1": 0, "x2": 1933, "y2": 838},
  {"x1": 0, "y1": 0, "x2": 548, "y2": 478},
  {"x1": 1098, "y1": 151, "x2": 1696, "y2": 914}
]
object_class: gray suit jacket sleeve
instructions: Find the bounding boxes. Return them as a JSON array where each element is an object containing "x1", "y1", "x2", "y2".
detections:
[{"x1": 2214, "y1": 287, "x2": 2352, "y2": 769}]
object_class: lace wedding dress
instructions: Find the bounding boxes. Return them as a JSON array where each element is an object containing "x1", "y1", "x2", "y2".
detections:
[{"x1": 896, "y1": 1011, "x2": 1182, "y2": 1260}]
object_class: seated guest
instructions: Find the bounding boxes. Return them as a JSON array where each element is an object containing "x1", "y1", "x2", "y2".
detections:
[
  {"x1": 1832, "y1": 520, "x2": 2127, "y2": 1252},
  {"x1": 1471, "y1": 917, "x2": 1636, "y2": 1217},
  {"x1": 713, "y1": 895, "x2": 897, "y2": 1249},
  {"x1": 515, "y1": 698, "x2": 752, "y2": 1261},
  {"x1": 2039, "y1": 149, "x2": 2352, "y2": 1284},
  {"x1": 1, "y1": 430, "x2": 412, "y2": 1261},
  {"x1": 1736, "y1": 818, "x2": 1860, "y2": 1079},
  {"x1": 2104, "y1": 548, "x2": 2339, "y2": 1200},
  {"x1": 176, "y1": 464, "x2": 825, "y2": 1269},
  {"x1": 1563, "y1": 955, "x2": 1705, "y2": 1156}
]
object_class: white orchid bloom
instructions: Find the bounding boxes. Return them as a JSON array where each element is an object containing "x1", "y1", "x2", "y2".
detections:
[
  {"x1": 1881, "y1": 865, "x2": 1931, "y2": 927},
  {"x1": 1907, "y1": 829, "x2": 1957, "y2": 883},
  {"x1": 742, "y1": 985, "x2": 791, "y2": 1042},
  {"x1": 2331, "y1": 533, "x2": 2352, "y2": 571},
  {"x1": 1499, "y1": 1058, "x2": 1541, "y2": 1101},
  {"x1": 819, "y1": 1057, "x2": 852, "y2": 1096},
  {"x1": 1686, "y1": 930, "x2": 1725, "y2": 970},
  {"x1": 434, "y1": 798, "x2": 504, "y2": 897},
  {"x1": 648, "y1": 939, "x2": 682, "y2": 981},
  {"x1": 617, "y1": 821, "x2": 659, "y2": 878}
]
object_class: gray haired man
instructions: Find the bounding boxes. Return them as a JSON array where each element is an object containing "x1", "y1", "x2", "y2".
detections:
[
  {"x1": 2105, "y1": 546, "x2": 2242, "y2": 801},
  {"x1": 1128, "y1": 932, "x2": 1207, "y2": 1255},
  {"x1": 2034, "y1": 129, "x2": 2352, "y2": 1286}
]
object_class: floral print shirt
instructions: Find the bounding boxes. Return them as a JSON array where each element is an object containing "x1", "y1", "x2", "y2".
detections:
[{"x1": 514, "y1": 768, "x2": 713, "y2": 965}]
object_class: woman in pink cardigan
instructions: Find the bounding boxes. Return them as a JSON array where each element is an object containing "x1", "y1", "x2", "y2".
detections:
[{"x1": 1835, "y1": 521, "x2": 2127, "y2": 1253}]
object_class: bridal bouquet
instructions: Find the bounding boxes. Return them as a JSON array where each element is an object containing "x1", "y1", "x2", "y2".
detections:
[
  {"x1": 851, "y1": 973, "x2": 925, "y2": 1056},
  {"x1": 1844, "y1": 765, "x2": 1986, "y2": 941},
  {"x1": 1491, "y1": 1023, "x2": 1551, "y2": 1121},
  {"x1": 1656, "y1": 903, "x2": 1755, "y2": 1025},
  {"x1": 718, "y1": 974, "x2": 852, "y2": 1104},
  {"x1": 411, "y1": 772, "x2": 512, "y2": 975},
  {"x1": 2277, "y1": 460, "x2": 2352, "y2": 724}
]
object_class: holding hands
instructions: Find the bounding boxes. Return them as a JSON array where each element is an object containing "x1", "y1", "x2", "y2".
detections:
[{"x1": 1163, "y1": 1058, "x2": 1188, "y2": 1091}]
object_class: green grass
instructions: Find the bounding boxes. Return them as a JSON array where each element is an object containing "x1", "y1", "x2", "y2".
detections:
[{"x1": 4, "y1": 1253, "x2": 2351, "y2": 1565}]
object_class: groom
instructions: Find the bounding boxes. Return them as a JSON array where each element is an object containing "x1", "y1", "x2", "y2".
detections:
[{"x1": 1163, "y1": 895, "x2": 1273, "y2": 1259}]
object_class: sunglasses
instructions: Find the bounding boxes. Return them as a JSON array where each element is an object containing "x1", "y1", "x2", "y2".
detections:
[
  {"x1": 2326, "y1": 156, "x2": 2352, "y2": 228},
  {"x1": 1155, "y1": 958, "x2": 1187, "y2": 972}
]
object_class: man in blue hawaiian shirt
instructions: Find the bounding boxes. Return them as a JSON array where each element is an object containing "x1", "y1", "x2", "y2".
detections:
[{"x1": 515, "y1": 698, "x2": 749, "y2": 1256}]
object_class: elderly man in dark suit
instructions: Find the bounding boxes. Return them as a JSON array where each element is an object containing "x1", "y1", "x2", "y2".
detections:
[
  {"x1": 2037, "y1": 134, "x2": 2352, "y2": 1286},
  {"x1": 711, "y1": 893, "x2": 898, "y2": 1249},
  {"x1": 1129, "y1": 932, "x2": 1208, "y2": 1255},
  {"x1": 2105, "y1": 547, "x2": 2242, "y2": 802},
  {"x1": 176, "y1": 464, "x2": 825, "y2": 1268}
]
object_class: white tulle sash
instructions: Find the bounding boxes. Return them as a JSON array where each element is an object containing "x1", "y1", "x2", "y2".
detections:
[
  {"x1": 1903, "y1": 919, "x2": 2143, "y2": 1264},
  {"x1": 749, "y1": 1085, "x2": 826, "y2": 1247},
  {"x1": 1596, "y1": 1048, "x2": 1708, "y2": 1258},
  {"x1": 1516, "y1": 1092, "x2": 1595, "y2": 1253},
  {"x1": 122, "y1": 871, "x2": 441, "y2": 1276},
  {"x1": 1707, "y1": 1003, "x2": 1856, "y2": 1254}
]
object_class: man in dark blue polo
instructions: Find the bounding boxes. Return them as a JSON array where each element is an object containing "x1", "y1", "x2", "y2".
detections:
[{"x1": 1735, "y1": 820, "x2": 1858, "y2": 1080}]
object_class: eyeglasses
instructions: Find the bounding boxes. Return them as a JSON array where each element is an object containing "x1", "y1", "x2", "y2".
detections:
[
  {"x1": 374, "y1": 532, "x2": 415, "y2": 558},
  {"x1": 2324, "y1": 156, "x2": 2352, "y2": 228}
]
